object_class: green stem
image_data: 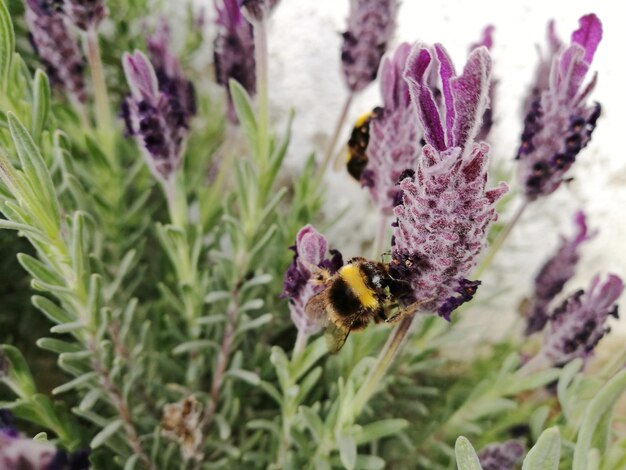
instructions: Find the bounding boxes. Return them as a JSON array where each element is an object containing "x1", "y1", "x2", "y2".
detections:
[
  {"x1": 351, "y1": 314, "x2": 417, "y2": 416},
  {"x1": 164, "y1": 174, "x2": 189, "y2": 229},
  {"x1": 473, "y1": 198, "x2": 529, "y2": 278},
  {"x1": 316, "y1": 93, "x2": 354, "y2": 183},
  {"x1": 85, "y1": 27, "x2": 114, "y2": 160},
  {"x1": 372, "y1": 213, "x2": 390, "y2": 259},
  {"x1": 293, "y1": 328, "x2": 309, "y2": 358}
]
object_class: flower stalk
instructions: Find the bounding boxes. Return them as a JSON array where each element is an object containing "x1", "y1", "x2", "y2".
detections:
[{"x1": 316, "y1": 92, "x2": 353, "y2": 182}]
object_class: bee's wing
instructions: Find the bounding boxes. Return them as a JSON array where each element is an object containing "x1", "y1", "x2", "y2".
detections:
[
  {"x1": 304, "y1": 290, "x2": 330, "y2": 325},
  {"x1": 324, "y1": 322, "x2": 352, "y2": 354}
]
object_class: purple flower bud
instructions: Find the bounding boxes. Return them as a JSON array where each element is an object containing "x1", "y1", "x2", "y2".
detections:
[
  {"x1": 122, "y1": 51, "x2": 190, "y2": 182},
  {"x1": 392, "y1": 43, "x2": 507, "y2": 318},
  {"x1": 543, "y1": 274, "x2": 623, "y2": 365},
  {"x1": 147, "y1": 19, "x2": 197, "y2": 119},
  {"x1": 516, "y1": 14, "x2": 602, "y2": 199},
  {"x1": 523, "y1": 20, "x2": 563, "y2": 114},
  {"x1": 470, "y1": 26, "x2": 496, "y2": 142},
  {"x1": 62, "y1": 0, "x2": 107, "y2": 31},
  {"x1": 214, "y1": 0, "x2": 256, "y2": 123},
  {"x1": 525, "y1": 211, "x2": 595, "y2": 334},
  {"x1": 362, "y1": 43, "x2": 423, "y2": 214},
  {"x1": 341, "y1": 0, "x2": 398, "y2": 93},
  {"x1": 282, "y1": 225, "x2": 343, "y2": 334},
  {"x1": 478, "y1": 440, "x2": 525, "y2": 470},
  {"x1": 25, "y1": 0, "x2": 87, "y2": 103}
]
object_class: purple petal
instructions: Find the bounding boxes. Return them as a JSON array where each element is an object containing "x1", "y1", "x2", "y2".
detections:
[
  {"x1": 571, "y1": 14, "x2": 602, "y2": 64},
  {"x1": 404, "y1": 46, "x2": 445, "y2": 151},
  {"x1": 123, "y1": 51, "x2": 159, "y2": 101},
  {"x1": 451, "y1": 47, "x2": 492, "y2": 148},
  {"x1": 434, "y1": 44, "x2": 456, "y2": 147}
]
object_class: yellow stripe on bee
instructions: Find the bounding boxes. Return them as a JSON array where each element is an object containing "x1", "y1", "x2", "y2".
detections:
[
  {"x1": 354, "y1": 111, "x2": 372, "y2": 128},
  {"x1": 339, "y1": 264, "x2": 378, "y2": 309}
]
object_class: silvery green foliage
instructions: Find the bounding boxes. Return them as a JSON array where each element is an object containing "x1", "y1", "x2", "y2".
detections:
[{"x1": 1, "y1": 2, "x2": 626, "y2": 470}]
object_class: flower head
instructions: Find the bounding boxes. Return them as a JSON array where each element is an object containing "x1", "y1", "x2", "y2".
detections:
[
  {"x1": 341, "y1": 0, "x2": 398, "y2": 93},
  {"x1": 122, "y1": 50, "x2": 192, "y2": 182},
  {"x1": 525, "y1": 211, "x2": 595, "y2": 334},
  {"x1": 147, "y1": 19, "x2": 197, "y2": 119},
  {"x1": 361, "y1": 43, "x2": 422, "y2": 214},
  {"x1": 62, "y1": 0, "x2": 107, "y2": 31},
  {"x1": 478, "y1": 440, "x2": 525, "y2": 470},
  {"x1": 390, "y1": 43, "x2": 507, "y2": 318},
  {"x1": 516, "y1": 14, "x2": 602, "y2": 199},
  {"x1": 543, "y1": 274, "x2": 623, "y2": 365},
  {"x1": 25, "y1": 0, "x2": 87, "y2": 104},
  {"x1": 214, "y1": 0, "x2": 256, "y2": 123},
  {"x1": 282, "y1": 225, "x2": 343, "y2": 335}
]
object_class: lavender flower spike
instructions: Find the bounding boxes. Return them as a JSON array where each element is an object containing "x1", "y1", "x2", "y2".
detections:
[
  {"x1": 543, "y1": 274, "x2": 623, "y2": 366},
  {"x1": 478, "y1": 440, "x2": 525, "y2": 470},
  {"x1": 25, "y1": 0, "x2": 87, "y2": 104},
  {"x1": 214, "y1": 0, "x2": 256, "y2": 123},
  {"x1": 122, "y1": 51, "x2": 191, "y2": 183},
  {"x1": 524, "y1": 211, "x2": 595, "y2": 334},
  {"x1": 341, "y1": 0, "x2": 398, "y2": 93},
  {"x1": 517, "y1": 14, "x2": 603, "y2": 199},
  {"x1": 282, "y1": 225, "x2": 343, "y2": 335},
  {"x1": 391, "y1": 43, "x2": 508, "y2": 319},
  {"x1": 147, "y1": 19, "x2": 197, "y2": 119},
  {"x1": 63, "y1": 0, "x2": 107, "y2": 31},
  {"x1": 361, "y1": 43, "x2": 423, "y2": 214}
]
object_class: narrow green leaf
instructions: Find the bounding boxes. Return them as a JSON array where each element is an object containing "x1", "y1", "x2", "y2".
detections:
[
  {"x1": 7, "y1": 113, "x2": 60, "y2": 228},
  {"x1": 355, "y1": 419, "x2": 408, "y2": 445},
  {"x1": 522, "y1": 427, "x2": 561, "y2": 470},
  {"x1": 52, "y1": 372, "x2": 98, "y2": 395},
  {"x1": 204, "y1": 290, "x2": 232, "y2": 304},
  {"x1": 172, "y1": 340, "x2": 217, "y2": 355},
  {"x1": 354, "y1": 455, "x2": 386, "y2": 470},
  {"x1": 71, "y1": 212, "x2": 88, "y2": 283},
  {"x1": 33, "y1": 432, "x2": 48, "y2": 441},
  {"x1": 31, "y1": 69, "x2": 50, "y2": 140},
  {"x1": 32, "y1": 295, "x2": 73, "y2": 324},
  {"x1": 50, "y1": 321, "x2": 85, "y2": 334},
  {"x1": 241, "y1": 273, "x2": 273, "y2": 291},
  {"x1": 337, "y1": 433, "x2": 357, "y2": 470},
  {"x1": 17, "y1": 253, "x2": 64, "y2": 286},
  {"x1": 455, "y1": 436, "x2": 482, "y2": 470},
  {"x1": 0, "y1": 0, "x2": 14, "y2": 89},
  {"x1": 229, "y1": 79, "x2": 257, "y2": 150},
  {"x1": 36, "y1": 338, "x2": 82, "y2": 354},
  {"x1": 573, "y1": 369, "x2": 626, "y2": 470},
  {"x1": 236, "y1": 313, "x2": 272, "y2": 334},
  {"x1": 0, "y1": 344, "x2": 37, "y2": 397},
  {"x1": 90, "y1": 419, "x2": 124, "y2": 448},
  {"x1": 241, "y1": 299, "x2": 264, "y2": 311},
  {"x1": 225, "y1": 369, "x2": 261, "y2": 386}
]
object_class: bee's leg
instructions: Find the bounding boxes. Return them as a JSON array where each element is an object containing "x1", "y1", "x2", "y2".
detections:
[
  {"x1": 374, "y1": 308, "x2": 387, "y2": 324},
  {"x1": 304, "y1": 262, "x2": 332, "y2": 285},
  {"x1": 385, "y1": 299, "x2": 432, "y2": 324}
]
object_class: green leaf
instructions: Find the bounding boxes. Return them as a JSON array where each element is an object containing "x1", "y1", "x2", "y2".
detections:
[
  {"x1": 172, "y1": 340, "x2": 217, "y2": 355},
  {"x1": 0, "y1": 344, "x2": 37, "y2": 397},
  {"x1": 354, "y1": 455, "x2": 386, "y2": 470},
  {"x1": 52, "y1": 372, "x2": 98, "y2": 395},
  {"x1": 336, "y1": 432, "x2": 357, "y2": 470},
  {"x1": 31, "y1": 69, "x2": 50, "y2": 141},
  {"x1": 7, "y1": 113, "x2": 60, "y2": 230},
  {"x1": 573, "y1": 369, "x2": 626, "y2": 470},
  {"x1": 522, "y1": 427, "x2": 561, "y2": 470},
  {"x1": 454, "y1": 436, "x2": 482, "y2": 470},
  {"x1": 229, "y1": 79, "x2": 258, "y2": 151},
  {"x1": 0, "y1": 0, "x2": 14, "y2": 90},
  {"x1": 355, "y1": 419, "x2": 408, "y2": 445},
  {"x1": 17, "y1": 253, "x2": 64, "y2": 286},
  {"x1": 204, "y1": 290, "x2": 232, "y2": 304},
  {"x1": 32, "y1": 295, "x2": 73, "y2": 324},
  {"x1": 33, "y1": 432, "x2": 48, "y2": 441},
  {"x1": 90, "y1": 419, "x2": 124, "y2": 448},
  {"x1": 36, "y1": 338, "x2": 82, "y2": 354},
  {"x1": 225, "y1": 369, "x2": 261, "y2": 386}
]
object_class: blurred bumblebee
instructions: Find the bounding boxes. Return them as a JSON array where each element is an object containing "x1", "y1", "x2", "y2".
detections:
[
  {"x1": 344, "y1": 107, "x2": 383, "y2": 181},
  {"x1": 305, "y1": 256, "x2": 424, "y2": 353}
]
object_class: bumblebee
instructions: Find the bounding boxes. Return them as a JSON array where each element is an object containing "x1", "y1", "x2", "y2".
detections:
[
  {"x1": 345, "y1": 107, "x2": 383, "y2": 181},
  {"x1": 305, "y1": 257, "x2": 422, "y2": 353}
]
